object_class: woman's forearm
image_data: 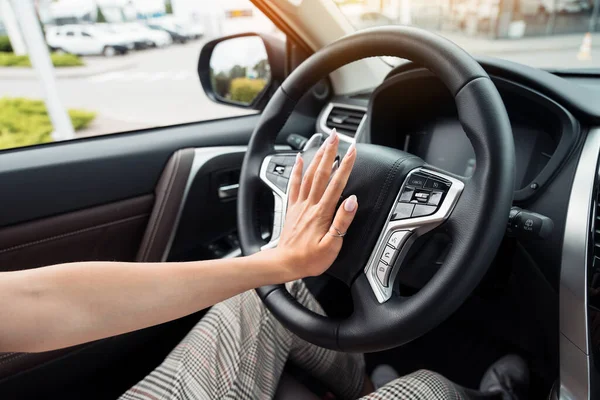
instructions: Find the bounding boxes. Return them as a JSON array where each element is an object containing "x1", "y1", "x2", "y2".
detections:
[
  {"x1": 1, "y1": 130, "x2": 358, "y2": 354},
  {"x1": 0, "y1": 249, "x2": 291, "y2": 353}
]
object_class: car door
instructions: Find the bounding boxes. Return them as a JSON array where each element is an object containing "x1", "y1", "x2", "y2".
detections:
[
  {"x1": 62, "y1": 29, "x2": 80, "y2": 54},
  {"x1": 0, "y1": 2, "x2": 320, "y2": 399},
  {"x1": 80, "y1": 30, "x2": 102, "y2": 55}
]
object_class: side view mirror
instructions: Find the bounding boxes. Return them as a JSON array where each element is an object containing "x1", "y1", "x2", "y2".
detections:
[{"x1": 198, "y1": 33, "x2": 285, "y2": 110}]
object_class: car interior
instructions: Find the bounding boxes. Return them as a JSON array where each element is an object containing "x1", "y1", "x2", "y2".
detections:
[{"x1": 1, "y1": 0, "x2": 599, "y2": 399}]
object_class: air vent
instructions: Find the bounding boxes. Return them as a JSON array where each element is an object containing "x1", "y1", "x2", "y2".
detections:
[{"x1": 324, "y1": 106, "x2": 366, "y2": 138}]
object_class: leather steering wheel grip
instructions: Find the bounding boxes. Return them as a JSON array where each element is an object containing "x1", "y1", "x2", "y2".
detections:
[{"x1": 238, "y1": 26, "x2": 515, "y2": 352}]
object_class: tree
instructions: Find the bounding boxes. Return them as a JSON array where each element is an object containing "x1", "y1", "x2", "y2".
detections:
[
  {"x1": 96, "y1": 6, "x2": 107, "y2": 23},
  {"x1": 165, "y1": 0, "x2": 173, "y2": 14},
  {"x1": 229, "y1": 64, "x2": 246, "y2": 79},
  {"x1": 253, "y1": 59, "x2": 270, "y2": 80},
  {"x1": 213, "y1": 71, "x2": 231, "y2": 98}
]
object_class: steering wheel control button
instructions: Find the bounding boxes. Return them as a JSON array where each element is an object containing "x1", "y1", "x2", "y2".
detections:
[
  {"x1": 413, "y1": 190, "x2": 430, "y2": 203},
  {"x1": 424, "y1": 178, "x2": 450, "y2": 191},
  {"x1": 273, "y1": 211, "x2": 282, "y2": 229},
  {"x1": 399, "y1": 187, "x2": 415, "y2": 202},
  {"x1": 428, "y1": 191, "x2": 443, "y2": 207},
  {"x1": 273, "y1": 196, "x2": 283, "y2": 212},
  {"x1": 282, "y1": 156, "x2": 296, "y2": 166},
  {"x1": 412, "y1": 204, "x2": 437, "y2": 218},
  {"x1": 375, "y1": 261, "x2": 391, "y2": 287},
  {"x1": 387, "y1": 231, "x2": 407, "y2": 249},
  {"x1": 272, "y1": 223, "x2": 281, "y2": 240},
  {"x1": 407, "y1": 174, "x2": 427, "y2": 188},
  {"x1": 381, "y1": 245, "x2": 396, "y2": 265},
  {"x1": 274, "y1": 165, "x2": 285, "y2": 175},
  {"x1": 392, "y1": 203, "x2": 415, "y2": 220},
  {"x1": 275, "y1": 176, "x2": 289, "y2": 192}
]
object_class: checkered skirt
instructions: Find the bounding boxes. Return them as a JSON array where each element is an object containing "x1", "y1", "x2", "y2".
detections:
[{"x1": 120, "y1": 281, "x2": 466, "y2": 400}]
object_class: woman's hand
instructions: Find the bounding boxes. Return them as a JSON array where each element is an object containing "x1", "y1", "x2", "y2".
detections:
[{"x1": 273, "y1": 129, "x2": 358, "y2": 280}]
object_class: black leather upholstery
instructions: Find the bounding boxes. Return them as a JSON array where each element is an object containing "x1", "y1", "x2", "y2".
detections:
[{"x1": 238, "y1": 26, "x2": 515, "y2": 352}]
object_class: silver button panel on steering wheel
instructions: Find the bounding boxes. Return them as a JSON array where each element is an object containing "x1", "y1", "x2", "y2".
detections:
[
  {"x1": 259, "y1": 153, "x2": 298, "y2": 250},
  {"x1": 364, "y1": 168, "x2": 465, "y2": 303}
]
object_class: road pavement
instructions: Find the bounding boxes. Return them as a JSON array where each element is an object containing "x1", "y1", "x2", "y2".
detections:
[
  {"x1": 1, "y1": 33, "x2": 599, "y2": 138},
  {"x1": 0, "y1": 40, "x2": 253, "y2": 137}
]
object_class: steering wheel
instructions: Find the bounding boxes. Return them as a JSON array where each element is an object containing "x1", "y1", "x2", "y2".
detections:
[{"x1": 238, "y1": 26, "x2": 515, "y2": 352}]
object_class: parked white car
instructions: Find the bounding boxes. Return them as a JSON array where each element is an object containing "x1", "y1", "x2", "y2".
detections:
[
  {"x1": 100, "y1": 23, "x2": 172, "y2": 49},
  {"x1": 146, "y1": 17, "x2": 191, "y2": 43},
  {"x1": 124, "y1": 23, "x2": 173, "y2": 47},
  {"x1": 46, "y1": 25, "x2": 132, "y2": 57},
  {"x1": 179, "y1": 21, "x2": 204, "y2": 39}
]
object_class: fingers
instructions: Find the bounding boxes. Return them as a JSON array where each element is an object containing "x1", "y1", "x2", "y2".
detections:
[
  {"x1": 308, "y1": 129, "x2": 340, "y2": 203},
  {"x1": 287, "y1": 153, "x2": 303, "y2": 205},
  {"x1": 320, "y1": 142, "x2": 356, "y2": 211},
  {"x1": 298, "y1": 138, "x2": 327, "y2": 201},
  {"x1": 320, "y1": 195, "x2": 358, "y2": 248}
]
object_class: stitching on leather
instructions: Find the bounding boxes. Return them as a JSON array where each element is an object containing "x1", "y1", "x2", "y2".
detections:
[
  {"x1": 143, "y1": 150, "x2": 182, "y2": 261},
  {"x1": 0, "y1": 353, "x2": 16, "y2": 360},
  {"x1": 0, "y1": 214, "x2": 149, "y2": 255},
  {"x1": 0, "y1": 353, "x2": 27, "y2": 366}
]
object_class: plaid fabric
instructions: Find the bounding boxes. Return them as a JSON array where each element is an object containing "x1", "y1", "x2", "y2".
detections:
[
  {"x1": 362, "y1": 370, "x2": 467, "y2": 400},
  {"x1": 120, "y1": 281, "x2": 467, "y2": 400}
]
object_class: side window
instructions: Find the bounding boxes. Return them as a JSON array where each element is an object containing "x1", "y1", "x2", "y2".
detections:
[{"x1": 0, "y1": 0, "x2": 281, "y2": 151}]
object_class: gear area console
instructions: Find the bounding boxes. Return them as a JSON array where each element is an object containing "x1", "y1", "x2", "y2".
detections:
[{"x1": 364, "y1": 168, "x2": 464, "y2": 303}]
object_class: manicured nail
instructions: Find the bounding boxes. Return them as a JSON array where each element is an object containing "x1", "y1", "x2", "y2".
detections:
[
  {"x1": 344, "y1": 195, "x2": 358, "y2": 212},
  {"x1": 346, "y1": 142, "x2": 356, "y2": 156},
  {"x1": 328, "y1": 128, "x2": 338, "y2": 145}
]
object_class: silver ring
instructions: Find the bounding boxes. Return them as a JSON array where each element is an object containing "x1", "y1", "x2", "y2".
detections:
[{"x1": 329, "y1": 227, "x2": 346, "y2": 238}]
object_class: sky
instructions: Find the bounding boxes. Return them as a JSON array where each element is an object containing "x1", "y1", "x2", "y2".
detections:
[{"x1": 210, "y1": 36, "x2": 268, "y2": 74}]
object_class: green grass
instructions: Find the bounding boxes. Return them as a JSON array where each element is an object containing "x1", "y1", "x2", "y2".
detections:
[
  {"x1": 229, "y1": 77, "x2": 267, "y2": 104},
  {"x1": 0, "y1": 52, "x2": 84, "y2": 67},
  {"x1": 0, "y1": 36, "x2": 12, "y2": 52},
  {"x1": 0, "y1": 98, "x2": 96, "y2": 150}
]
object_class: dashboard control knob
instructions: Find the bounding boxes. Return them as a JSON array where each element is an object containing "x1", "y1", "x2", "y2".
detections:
[{"x1": 507, "y1": 207, "x2": 554, "y2": 240}]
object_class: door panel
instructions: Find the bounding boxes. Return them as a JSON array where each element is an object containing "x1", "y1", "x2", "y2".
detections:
[
  {"x1": 0, "y1": 195, "x2": 153, "y2": 391},
  {"x1": 136, "y1": 148, "x2": 196, "y2": 262},
  {"x1": 0, "y1": 109, "x2": 316, "y2": 399},
  {"x1": 0, "y1": 195, "x2": 153, "y2": 272},
  {"x1": 0, "y1": 114, "x2": 261, "y2": 228}
]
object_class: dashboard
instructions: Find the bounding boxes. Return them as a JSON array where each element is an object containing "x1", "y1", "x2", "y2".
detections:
[
  {"x1": 320, "y1": 67, "x2": 580, "y2": 202},
  {"x1": 314, "y1": 58, "x2": 600, "y2": 400}
]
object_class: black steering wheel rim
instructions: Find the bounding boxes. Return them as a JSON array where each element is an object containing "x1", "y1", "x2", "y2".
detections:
[{"x1": 238, "y1": 26, "x2": 515, "y2": 352}]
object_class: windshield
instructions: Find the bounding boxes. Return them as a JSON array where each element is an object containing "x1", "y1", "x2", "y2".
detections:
[{"x1": 334, "y1": 0, "x2": 600, "y2": 71}]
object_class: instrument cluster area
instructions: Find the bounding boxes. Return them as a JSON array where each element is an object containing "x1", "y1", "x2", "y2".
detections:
[{"x1": 366, "y1": 70, "x2": 579, "y2": 201}]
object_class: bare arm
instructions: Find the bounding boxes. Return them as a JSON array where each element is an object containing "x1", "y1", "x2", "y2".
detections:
[
  {"x1": 0, "y1": 251, "x2": 291, "y2": 352},
  {"x1": 0, "y1": 130, "x2": 357, "y2": 353}
]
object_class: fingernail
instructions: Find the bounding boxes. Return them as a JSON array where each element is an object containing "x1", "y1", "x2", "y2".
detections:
[
  {"x1": 328, "y1": 128, "x2": 338, "y2": 145},
  {"x1": 295, "y1": 152, "x2": 302, "y2": 163},
  {"x1": 346, "y1": 142, "x2": 356, "y2": 156},
  {"x1": 344, "y1": 195, "x2": 358, "y2": 212}
]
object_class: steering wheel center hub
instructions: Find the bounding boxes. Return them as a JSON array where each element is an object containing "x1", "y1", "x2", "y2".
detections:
[{"x1": 318, "y1": 144, "x2": 424, "y2": 285}]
